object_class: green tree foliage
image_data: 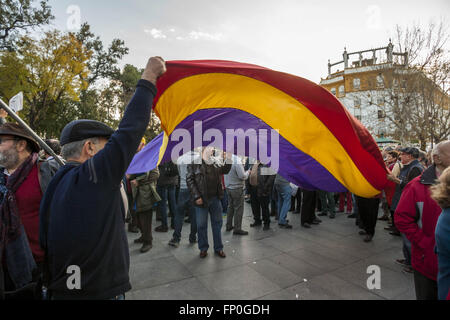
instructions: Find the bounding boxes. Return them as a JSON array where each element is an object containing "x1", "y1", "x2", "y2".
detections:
[
  {"x1": 75, "y1": 23, "x2": 129, "y2": 86},
  {"x1": 0, "y1": 30, "x2": 90, "y2": 136},
  {"x1": 0, "y1": 0, "x2": 53, "y2": 50},
  {"x1": 67, "y1": 23, "x2": 131, "y2": 131},
  {"x1": 95, "y1": 64, "x2": 162, "y2": 141},
  {"x1": 117, "y1": 64, "x2": 162, "y2": 140},
  {"x1": 0, "y1": 2, "x2": 160, "y2": 143}
]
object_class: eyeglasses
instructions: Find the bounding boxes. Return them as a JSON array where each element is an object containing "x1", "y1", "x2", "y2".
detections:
[{"x1": 0, "y1": 137, "x2": 18, "y2": 145}]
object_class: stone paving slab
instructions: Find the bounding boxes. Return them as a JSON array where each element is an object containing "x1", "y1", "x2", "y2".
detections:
[
  {"x1": 129, "y1": 256, "x2": 192, "y2": 292},
  {"x1": 196, "y1": 265, "x2": 281, "y2": 300},
  {"x1": 267, "y1": 253, "x2": 326, "y2": 279},
  {"x1": 247, "y1": 259, "x2": 305, "y2": 289},
  {"x1": 226, "y1": 239, "x2": 284, "y2": 263},
  {"x1": 127, "y1": 277, "x2": 219, "y2": 300},
  {"x1": 295, "y1": 273, "x2": 384, "y2": 300},
  {"x1": 330, "y1": 260, "x2": 415, "y2": 300},
  {"x1": 174, "y1": 249, "x2": 246, "y2": 277},
  {"x1": 128, "y1": 202, "x2": 415, "y2": 300},
  {"x1": 287, "y1": 248, "x2": 346, "y2": 272}
]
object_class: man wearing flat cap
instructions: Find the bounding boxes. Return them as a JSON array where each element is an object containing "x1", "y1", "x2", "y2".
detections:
[
  {"x1": 0, "y1": 122, "x2": 61, "y2": 299},
  {"x1": 388, "y1": 147, "x2": 424, "y2": 233},
  {"x1": 39, "y1": 57, "x2": 166, "y2": 300}
]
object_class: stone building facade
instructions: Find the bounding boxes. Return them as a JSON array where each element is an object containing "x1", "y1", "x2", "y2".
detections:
[{"x1": 319, "y1": 41, "x2": 409, "y2": 138}]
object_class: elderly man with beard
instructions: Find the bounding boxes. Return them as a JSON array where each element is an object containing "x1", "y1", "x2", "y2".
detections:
[{"x1": 0, "y1": 123, "x2": 60, "y2": 299}]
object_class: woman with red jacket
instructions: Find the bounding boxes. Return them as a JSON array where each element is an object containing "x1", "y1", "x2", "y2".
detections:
[{"x1": 395, "y1": 141, "x2": 450, "y2": 300}]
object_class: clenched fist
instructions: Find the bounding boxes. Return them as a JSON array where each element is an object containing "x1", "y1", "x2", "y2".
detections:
[
  {"x1": 0, "y1": 108, "x2": 7, "y2": 118},
  {"x1": 142, "y1": 56, "x2": 167, "y2": 85}
]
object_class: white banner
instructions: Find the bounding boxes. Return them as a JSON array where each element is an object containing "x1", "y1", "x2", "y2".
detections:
[{"x1": 9, "y1": 92, "x2": 23, "y2": 112}]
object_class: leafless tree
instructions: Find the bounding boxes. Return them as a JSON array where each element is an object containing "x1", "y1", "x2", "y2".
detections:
[{"x1": 371, "y1": 20, "x2": 449, "y2": 149}]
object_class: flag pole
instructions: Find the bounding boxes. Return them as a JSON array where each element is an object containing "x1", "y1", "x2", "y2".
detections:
[{"x1": 0, "y1": 98, "x2": 65, "y2": 166}]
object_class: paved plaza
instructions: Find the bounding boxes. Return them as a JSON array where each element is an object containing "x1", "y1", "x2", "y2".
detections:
[{"x1": 127, "y1": 203, "x2": 415, "y2": 300}]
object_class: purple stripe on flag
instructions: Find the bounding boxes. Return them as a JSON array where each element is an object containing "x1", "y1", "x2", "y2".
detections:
[
  {"x1": 126, "y1": 132, "x2": 164, "y2": 175},
  {"x1": 127, "y1": 108, "x2": 347, "y2": 192}
]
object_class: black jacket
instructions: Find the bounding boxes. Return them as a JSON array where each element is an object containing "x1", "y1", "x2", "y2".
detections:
[
  {"x1": 257, "y1": 164, "x2": 276, "y2": 197},
  {"x1": 157, "y1": 161, "x2": 179, "y2": 187},
  {"x1": 39, "y1": 79, "x2": 157, "y2": 300},
  {"x1": 186, "y1": 160, "x2": 231, "y2": 206},
  {"x1": 391, "y1": 159, "x2": 424, "y2": 211}
]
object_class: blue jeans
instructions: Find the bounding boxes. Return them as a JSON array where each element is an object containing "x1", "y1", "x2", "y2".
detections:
[
  {"x1": 195, "y1": 196, "x2": 224, "y2": 252},
  {"x1": 157, "y1": 185, "x2": 177, "y2": 227},
  {"x1": 173, "y1": 188, "x2": 197, "y2": 242},
  {"x1": 402, "y1": 233, "x2": 412, "y2": 266},
  {"x1": 275, "y1": 183, "x2": 291, "y2": 225},
  {"x1": 221, "y1": 189, "x2": 228, "y2": 214}
]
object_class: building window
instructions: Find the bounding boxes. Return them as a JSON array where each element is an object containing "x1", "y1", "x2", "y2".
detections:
[
  {"x1": 378, "y1": 109, "x2": 386, "y2": 119},
  {"x1": 354, "y1": 97, "x2": 361, "y2": 107},
  {"x1": 330, "y1": 88, "x2": 336, "y2": 95},
  {"x1": 339, "y1": 85, "x2": 345, "y2": 96},
  {"x1": 377, "y1": 97, "x2": 384, "y2": 105},
  {"x1": 376, "y1": 74, "x2": 384, "y2": 88},
  {"x1": 401, "y1": 79, "x2": 407, "y2": 89},
  {"x1": 393, "y1": 78, "x2": 399, "y2": 88},
  {"x1": 354, "y1": 107, "x2": 362, "y2": 121},
  {"x1": 353, "y1": 78, "x2": 361, "y2": 90}
]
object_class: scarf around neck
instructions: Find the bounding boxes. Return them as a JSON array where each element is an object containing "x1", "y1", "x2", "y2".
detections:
[{"x1": 0, "y1": 153, "x2": 39, "y2": 251}]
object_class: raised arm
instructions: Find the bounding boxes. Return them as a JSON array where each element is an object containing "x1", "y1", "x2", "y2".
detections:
[{"x1": 86, "y1": 57, "x2": 166, "y2": 186}]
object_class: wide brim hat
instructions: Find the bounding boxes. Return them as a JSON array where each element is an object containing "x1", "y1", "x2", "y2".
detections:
[{"x1": 0, "y1": 123, "x2": 40, "y2": 153}]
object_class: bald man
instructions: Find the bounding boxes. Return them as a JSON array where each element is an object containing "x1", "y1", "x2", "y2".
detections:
[{"x1": 395, "y1": 141, "x2": 450, "y2": 300}]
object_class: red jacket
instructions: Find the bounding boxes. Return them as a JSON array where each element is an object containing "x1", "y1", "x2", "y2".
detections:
[
  {"x1": 394, "y1": 165, "x2": 442, "y2": 281},
  {"x1": 384, "y1": 162, "x2": 397, "y2": 206}
]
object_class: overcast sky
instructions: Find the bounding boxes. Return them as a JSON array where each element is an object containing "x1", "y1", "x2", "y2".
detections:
[{"x1": 47, "y1": 0, "x2": 449, "y2": 83}]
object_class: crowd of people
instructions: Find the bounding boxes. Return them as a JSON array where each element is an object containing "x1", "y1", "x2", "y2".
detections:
[{"x1": 0, "y1": 57, "x2": 449, "y2": 301}]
